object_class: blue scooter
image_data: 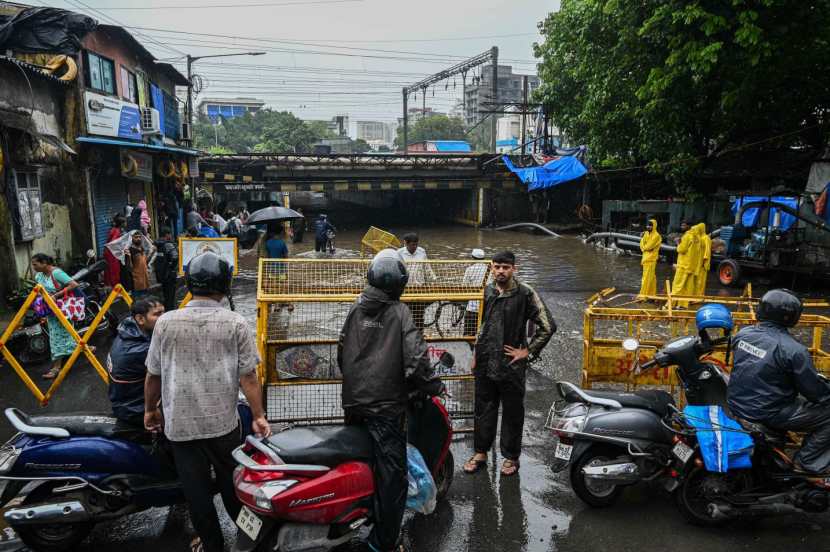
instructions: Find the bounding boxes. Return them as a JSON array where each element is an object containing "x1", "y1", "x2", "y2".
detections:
[{"x1": 0, "y1": 404, "x2": 253, "y2": 551}]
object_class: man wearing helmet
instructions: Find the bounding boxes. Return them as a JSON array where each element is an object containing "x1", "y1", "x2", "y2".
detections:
[
  {"x1": 728, "y1": 289, "x2": 830, "y2": 473},
  {"x1": 144, "y1": 252, "x2": 271, "y2": 552},
  {"x1": 314, "y1": 213, "x2": 336, "y2": 253},
  {"x1": 338, "y1": 249, "x2": 444, "y2": 552}
]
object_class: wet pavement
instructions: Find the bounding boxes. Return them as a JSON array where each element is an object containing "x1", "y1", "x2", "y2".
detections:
[{"x1": 1, "y1": 225, "x2": 828, "y2": 551}]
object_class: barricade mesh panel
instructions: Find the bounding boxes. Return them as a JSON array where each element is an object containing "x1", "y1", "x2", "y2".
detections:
[{"x1": 258, "y1": 259, "x2": 488, "y2": 423}]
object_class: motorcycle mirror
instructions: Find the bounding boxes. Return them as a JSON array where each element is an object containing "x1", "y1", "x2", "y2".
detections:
[
  {"x1": 439, "y1": 352, "x2": 455, "y2": 368},
  {"x1": 86, "y1": 249, "x2": 95, "y2": 259},
  {"x1": 622, "y1": 338, "x2": 640, "y2": 352}
]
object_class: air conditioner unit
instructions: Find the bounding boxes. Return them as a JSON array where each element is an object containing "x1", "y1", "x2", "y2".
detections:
[
  {"x1": 140, "y1": 107, "x2": 161, "y2": 134},
  {"x1": 180, "y1": 122, "x2": 192, "y2": 141}
]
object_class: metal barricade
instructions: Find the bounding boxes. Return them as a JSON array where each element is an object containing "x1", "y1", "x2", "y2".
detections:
[
  {"x1": 360, "y1": 226, "x2": 401, "y2": 257},
  {"x1": 0, "y1": 284, "x2": 132, "y2": 405},
  {"x1": 582, "y1": 284, "x2": 830, "y2": 395},
  {"x1": 257, "y1": 258, "x2": 489, "y2": 423}
]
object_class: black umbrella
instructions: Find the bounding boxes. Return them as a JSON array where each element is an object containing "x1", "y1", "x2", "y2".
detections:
[{"x1": 246, "y1": 206, "x2": 303, "y2": 225}]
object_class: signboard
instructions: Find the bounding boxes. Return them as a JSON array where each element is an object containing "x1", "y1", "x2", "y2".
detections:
[
  {"x1": 178, "y1": 237, "x2": 239, "y2": 276},
  {"x1": 218, "y1": 182, "x2": 267, "y2": 192},
  {"x1": 120, "y1": 149, "x2": 153, "y2": 181},
  {"x1": 84, "y1": 91, "x2": 142, "y2": 140}
]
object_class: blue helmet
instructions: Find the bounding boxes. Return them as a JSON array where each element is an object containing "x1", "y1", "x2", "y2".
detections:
[{"x1": 696, "y1": 304, "x2": 734, "y2": 332}]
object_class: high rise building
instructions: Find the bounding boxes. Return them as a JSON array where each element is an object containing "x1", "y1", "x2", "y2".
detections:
[{"x1": 464, "y1": 65, "x2": 540, "y2": 127}]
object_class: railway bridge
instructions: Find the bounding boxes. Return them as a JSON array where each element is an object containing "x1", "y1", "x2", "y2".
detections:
[{"x1": 198, "y1": 153, "x2": 525, "y2": 226}]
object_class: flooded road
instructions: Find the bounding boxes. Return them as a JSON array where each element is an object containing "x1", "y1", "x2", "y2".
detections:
[{"x1": 1, "y1": 225, "x2": 827, "y2": 551}]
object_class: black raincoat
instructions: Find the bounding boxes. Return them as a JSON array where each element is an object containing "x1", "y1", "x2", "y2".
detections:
[
  {"x1": 338, "y1": 285, "x2": 443, "y2": 417},
  {"x1": 107, "y1": 317, "x2": 152, "y2": 425}
]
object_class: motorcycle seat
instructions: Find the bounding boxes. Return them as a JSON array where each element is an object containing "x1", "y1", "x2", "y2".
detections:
[
  {"x1": 26, "y1": 413, "x2": 143, "y2": 440},
  {"x1": 573, "y1": 389, "x2": 676, "y2": 417},
  {"x1": 266, "y1": 425, "x2": 373, "y2": 468}
]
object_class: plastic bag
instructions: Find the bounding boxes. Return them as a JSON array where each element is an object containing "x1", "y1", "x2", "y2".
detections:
[{"x1": 406, "y1": 444, "x2": 437, "y2": 514}]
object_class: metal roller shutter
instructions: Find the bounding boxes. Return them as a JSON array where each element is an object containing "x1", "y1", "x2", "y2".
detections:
[{"x1": 92, "y1": 179, "x2": 128, "y2": 253}]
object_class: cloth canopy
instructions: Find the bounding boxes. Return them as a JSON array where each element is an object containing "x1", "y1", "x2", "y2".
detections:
[{"x1": 503, "y1": 155, "x2": 587, "y2": 191}]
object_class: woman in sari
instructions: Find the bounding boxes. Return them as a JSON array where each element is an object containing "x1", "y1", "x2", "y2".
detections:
[
  {"x1": 31, "y1": 253, "x2": 79, "y2": 379},
  {"x1": 104, "y1": 214, "x2": 126, "y2": 288}
]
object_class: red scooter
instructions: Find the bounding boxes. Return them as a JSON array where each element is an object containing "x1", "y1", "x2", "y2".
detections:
[{"x1": 231, "y1": 354, "x2": 456, "y2": 552}]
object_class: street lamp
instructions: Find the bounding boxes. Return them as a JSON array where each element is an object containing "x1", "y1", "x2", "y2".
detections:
[{"x1": 185, "y1": 51, "x2": 265, "y2": 145}]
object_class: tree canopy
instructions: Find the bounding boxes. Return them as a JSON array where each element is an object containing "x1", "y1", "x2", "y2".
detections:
[
  {"x1": 395, "y1": 115, "x2": 466, "y2": 148},
  {"x1": 534, "y1": 0, "x2": 830, "y2": 184},
  {"x1": 193, "y1": 109, "x2": 334, "y2": 153}
]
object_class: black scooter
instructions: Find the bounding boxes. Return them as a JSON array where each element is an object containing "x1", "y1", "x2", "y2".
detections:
[{"x1": 548, "y1": 332, "x2": 730, "y2": 507}]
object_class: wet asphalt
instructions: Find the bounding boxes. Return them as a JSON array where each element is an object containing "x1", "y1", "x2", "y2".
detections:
[{"x1": 1, "y1": 226, "x2": 828, "y2": 551}]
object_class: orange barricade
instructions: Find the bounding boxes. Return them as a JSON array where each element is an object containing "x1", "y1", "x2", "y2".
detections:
[{"x1": 0, "y1": 284, "x2": 132, "y2": 405}]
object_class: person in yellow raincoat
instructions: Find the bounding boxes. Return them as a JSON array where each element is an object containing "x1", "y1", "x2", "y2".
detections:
[
  {"x1": 696, "y1": 223, "x2": 712, "y2": 296},
  {"x1": 639, "y1": 219, "x2": 662, "y2": 296},
  {"x1": 672, "y1": 221, "x2": 700, "y2": 304}
]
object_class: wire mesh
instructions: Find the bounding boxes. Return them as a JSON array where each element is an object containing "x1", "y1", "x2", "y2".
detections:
[
  {"x1": 258, "y1": 258, "x2": 487, "y2": 423},
  {"x1": 266, "y1": 376, "x2": 475, "y2": 424},
  {"x1": 258, "y1": 259, "x2": 491, "y2": 299}
]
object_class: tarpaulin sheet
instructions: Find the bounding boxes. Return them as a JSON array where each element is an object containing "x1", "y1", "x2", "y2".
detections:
[
  {"x1": 683, "y1": 405, "x2": 753, "y2": 473},
  {"x1": 0, "y1": 7, "x2": 96, "y2": 55},
  {"x1": 503, "y1": 155, "x2": 587, "y2": 191},
  {"x1": 731, "y1": 196, "x2": 798, "y2": 231}
]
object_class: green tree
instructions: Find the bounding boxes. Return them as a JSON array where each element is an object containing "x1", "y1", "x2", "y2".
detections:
[
  {"x1": 192, "y1": 109, "x2": 329, "y2": 153},
  {"x1": 395, "y1": 115, "x2": 466, "y2": 148},
  {"x1": 351, "y1": 138, "x2": 372, "y2": 154},
  {"x1": 534, "y1": 0, "x2": 830, "y2": 184}
]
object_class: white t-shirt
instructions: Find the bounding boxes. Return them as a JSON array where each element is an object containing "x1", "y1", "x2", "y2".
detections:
[
  {"x1": 397, "y1": 246, "x2": 436, "y2": 285},
  {"x1": 463, "y1": 263, "x2": 489, "y2": 312}
]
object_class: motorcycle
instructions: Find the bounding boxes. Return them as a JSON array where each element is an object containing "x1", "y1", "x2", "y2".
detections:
[
  {"x1": 230, "y1": 354, "x2": 456, "y2": 552},
  {"x1": 5, "y1": 311, "x2": 51, "y2": 366},
  {"x1": 2, "y1": 259, "x2": 118, "y2": 370},
  {"x1": 547, "y1": 330, "x2": 731, "y2": 507},
  {"x1": 672, "y1": 392, "x2": 830, "y2": 525},
  {"x1": 0, "y1": 402, "x2": 254, "y2": 552}
]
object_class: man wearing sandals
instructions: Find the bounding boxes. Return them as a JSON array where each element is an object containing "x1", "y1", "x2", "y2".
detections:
[{"x1": 464, "y1": 251, "x2": 555, "y2": 477}]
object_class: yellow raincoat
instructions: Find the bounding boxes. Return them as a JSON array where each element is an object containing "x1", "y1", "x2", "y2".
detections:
[
  {"x1": 696, "y1": 224, "x2": 711, "y2": 295},
  {"x1": 672, "y1": 225, "x2": 700, "y2": 301},
  {"x1": 639, "y1": 219, "x2": 662, "y2": 296}
]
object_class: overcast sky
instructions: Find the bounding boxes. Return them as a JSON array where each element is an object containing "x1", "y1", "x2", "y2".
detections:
[{"x1": 39, "y1": 0, "x2": 559, "y2": 123}]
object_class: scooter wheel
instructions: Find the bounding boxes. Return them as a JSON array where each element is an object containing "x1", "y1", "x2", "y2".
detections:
[
  {"x1": 435, "y1": 450, "x2": 455, "y2": 502},
  {"x1": 674, "y1": 466, "x2": 744, "y2": 527},
  {"x1": 569, "y1": 445, "x2": 624, "y2": 508},
  {"x1": 12, "y1": 485, "x2": 94, "y2": 552}
]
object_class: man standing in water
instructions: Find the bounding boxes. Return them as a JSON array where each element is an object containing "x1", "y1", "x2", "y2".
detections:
[{"x1": 463, "y1": 251, "x2": 555, "y2": 476}]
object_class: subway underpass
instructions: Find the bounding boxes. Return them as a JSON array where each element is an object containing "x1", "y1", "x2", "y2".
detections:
[{"x1": 1, "y1": 225, "x2": 828, "y2": 552}]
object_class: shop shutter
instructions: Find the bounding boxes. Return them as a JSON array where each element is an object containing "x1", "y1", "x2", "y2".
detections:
[{"x1": 92, "y1": 179, "x2": 128, "y2": 253}]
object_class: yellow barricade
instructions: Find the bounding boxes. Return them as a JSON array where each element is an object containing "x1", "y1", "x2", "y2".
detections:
[
  {"x1": 582, "y1": 284, "x2": 830, "y2": 395},
  {"x1": 360, "y1": 226, "x2": 401, "y2": 257},
  {"x1": 257, "y1": 258, "x2": 490, "y2": 423},
  {"x1": 0, "y1": 284, "x2": 132, "y2": 405}
]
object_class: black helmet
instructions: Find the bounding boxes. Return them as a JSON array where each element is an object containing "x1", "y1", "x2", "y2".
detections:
[
  {"x1": 757, "y1": 289, "x2": 803, "y2": 327},
  {"x1": 367, "y1": 249, "x2": 408, "y2": 299},
  {"x1": 186, "y1": 251, "x2": 231, "y2": 296}
]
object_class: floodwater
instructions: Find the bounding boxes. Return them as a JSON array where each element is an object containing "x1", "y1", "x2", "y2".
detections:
[{"x1": 2, "y1": 225, "x2": 828, "y2": 551}]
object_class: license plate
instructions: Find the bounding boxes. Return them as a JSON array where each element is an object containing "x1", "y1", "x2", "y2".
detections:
[
  {"x1": 554, "y1": 442, "x2": 573, "y2": 461},
  {"x1": 672, "y1": 441, "x2": 694, "y2": 464},
  {"x1": 236, "y1": 506, "x2": 263, "y2": 541}
]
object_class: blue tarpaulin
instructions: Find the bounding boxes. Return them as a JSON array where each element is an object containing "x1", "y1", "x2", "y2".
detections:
[
  {"x1": 683, "y1": 405, "x2": 753, "y2": 473},
  {"x1": 731, "y1": 196, "x2": 798, "y2": 231},
  {"x1": 503, "y1": 155, "x2": 587, "y2": 191},
  {"x1": 431, "y1": 140, "x2": 471, "y2": 152}
]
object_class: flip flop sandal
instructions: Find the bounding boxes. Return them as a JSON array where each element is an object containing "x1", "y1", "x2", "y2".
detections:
[
  {"x1": 463, "y1": 456, "x2": 487, "y2": 474},
  {"x1": 42, "y1": 367, "x2": 60, "y2": 380},
  {"x1": 190, "y1": 537, "x2": 203, "y2": 552},
  {"x1": 501, "y1": 460, "x2": 520, "y2": 476}
]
